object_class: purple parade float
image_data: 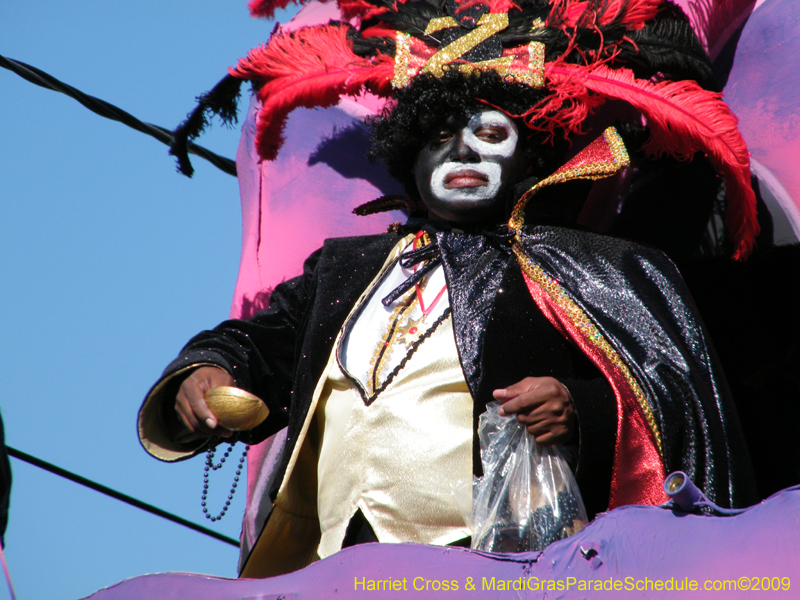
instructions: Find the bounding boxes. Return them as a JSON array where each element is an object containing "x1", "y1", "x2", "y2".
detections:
[
  {"x1": 93, "y1": 0, "x2": 800, "y2": 597},
  {"x1": 86, "y1": 483, "x2": 800, "y2": 599}
]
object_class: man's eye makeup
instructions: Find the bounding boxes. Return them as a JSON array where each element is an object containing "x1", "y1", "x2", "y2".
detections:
[{"x1": 475, "y1": 127, "x2": 508, "y2": 142}]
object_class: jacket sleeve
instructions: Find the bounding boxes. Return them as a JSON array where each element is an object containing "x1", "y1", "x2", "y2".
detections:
[{"x1": 137, "y1": 248, "x2": 322, "y2": 461}]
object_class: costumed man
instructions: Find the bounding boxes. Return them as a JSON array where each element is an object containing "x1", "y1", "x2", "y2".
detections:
[{"x1": 139, "y1": 0, "x2": 758, "y2": 578}]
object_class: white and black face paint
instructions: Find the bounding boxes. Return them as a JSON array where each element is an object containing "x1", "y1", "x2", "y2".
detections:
[{"x1": 413, "y1": 110, "x2": 524, "y2": 225}]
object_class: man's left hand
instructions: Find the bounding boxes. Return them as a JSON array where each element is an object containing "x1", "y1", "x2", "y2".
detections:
[{"x1": 492, "y1": 377, "x2": 577, "y2": 446}]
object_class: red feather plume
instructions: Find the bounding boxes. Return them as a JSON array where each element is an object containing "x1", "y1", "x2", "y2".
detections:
[
  {"x1": 548, "y1": 0, "x2": 662, "y2": 30},
  {"x1": 488, "y1": 0, "x2": 521, "y2": 12},
  {"x1": 455, "y1": 0, "x2": 521, "y2": 14},
  {"x1": 535, "y1": 60, "x2": 758, "y2": 258},
  {"x1": 360, "y1": 24, "x2": 399, "y2": 38},
  {"x1": 249, "y1": 0, "x2": 386, "y2": 22},
  {"x1": 338, "y1": 0, "x2": 389, "y2": 21},
  {"x1": 248, "y1": 0, "x2": 310, "y2": 19},
  {"x1": 230, "y1": 25, "x2": 394, "y2": 161}
]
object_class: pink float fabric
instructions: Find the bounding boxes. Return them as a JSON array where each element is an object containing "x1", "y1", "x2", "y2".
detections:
[
  {"x1": 722, "y1": 0, "x2": 800, "y2": 234},
  {"x1": 669, "y1": 0, "x2": 800, "y2": 233}
]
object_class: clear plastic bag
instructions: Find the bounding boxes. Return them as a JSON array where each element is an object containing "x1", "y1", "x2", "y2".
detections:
[{"x1": 455, "y1": 401, "x2": 588, "y2": 553}]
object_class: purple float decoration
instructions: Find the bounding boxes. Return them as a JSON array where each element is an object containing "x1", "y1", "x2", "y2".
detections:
[{"x1": 84, "y1": 485, "x2": 800, "y2": 599}]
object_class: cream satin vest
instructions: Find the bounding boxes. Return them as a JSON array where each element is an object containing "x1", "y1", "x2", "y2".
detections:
[
  {"x1": 314, "y1": 236, "x2": 473, "y2": 558},
  {"x1": 316, "y1": 315, "x2": 473, "y2": 558}
]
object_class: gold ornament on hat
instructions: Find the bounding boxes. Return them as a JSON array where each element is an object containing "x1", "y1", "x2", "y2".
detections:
[{"x1": 392, "y1": 13, "x2": 544, "y2": 88}]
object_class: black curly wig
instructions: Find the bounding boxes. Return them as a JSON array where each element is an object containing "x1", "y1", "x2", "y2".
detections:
[{"x1": 368, "y1": 70, "x2": 571, "y2": 197}]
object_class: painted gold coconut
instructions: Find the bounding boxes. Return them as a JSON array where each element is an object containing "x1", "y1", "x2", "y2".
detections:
[{"x1": 204, "y1": 386, "x2": 269, "y2": 431}]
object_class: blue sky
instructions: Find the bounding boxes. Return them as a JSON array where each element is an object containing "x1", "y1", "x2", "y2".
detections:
[{"x1": 1, "y1": 2, "x2": 301, "y2": 598}]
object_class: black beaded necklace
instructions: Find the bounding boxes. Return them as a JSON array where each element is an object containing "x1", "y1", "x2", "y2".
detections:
[{"x1": 201, "y1": 440, "x2": 247, "y2": 522}]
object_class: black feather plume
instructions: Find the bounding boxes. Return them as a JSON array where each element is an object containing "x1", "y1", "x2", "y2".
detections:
[
  {"x1": 170, "y1": 74, "x2": 243, "y2": 177},
  {"x1": 624, "y1": 10, "x2": 718, "y2": 90}
]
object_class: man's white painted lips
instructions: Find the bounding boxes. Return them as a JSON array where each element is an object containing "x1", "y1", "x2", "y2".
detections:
[{"x1": 443, "y1": 169, "x2": 489, "y2": 189}]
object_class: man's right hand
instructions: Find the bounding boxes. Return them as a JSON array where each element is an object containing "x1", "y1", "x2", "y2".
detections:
[{"x1": 175, "y1": 366, "x2": 236, "y2": 439}]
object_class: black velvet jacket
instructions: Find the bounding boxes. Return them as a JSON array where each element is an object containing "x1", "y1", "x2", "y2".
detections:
[{"x1": 147, "y1": 225, "x2": 756, "y2": 575}]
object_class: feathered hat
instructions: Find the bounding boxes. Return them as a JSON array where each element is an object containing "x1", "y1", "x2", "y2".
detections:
[{"x1": 174, "y1": 0, "x2": 758, "y2": 259}]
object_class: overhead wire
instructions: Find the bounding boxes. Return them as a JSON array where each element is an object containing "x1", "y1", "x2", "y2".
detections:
[
  {"x1": 6, "y1": 446, "x2": 240, "y2": 548},
  {"x1": 0, "y1": 54, "x2": 237, "y2": 177}
]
